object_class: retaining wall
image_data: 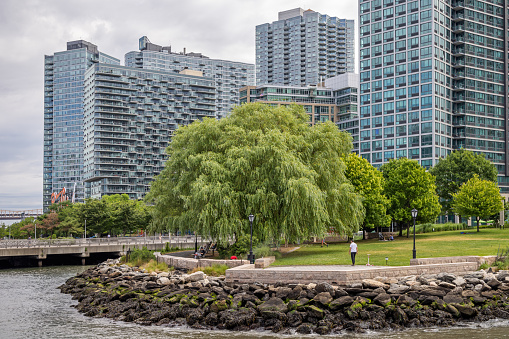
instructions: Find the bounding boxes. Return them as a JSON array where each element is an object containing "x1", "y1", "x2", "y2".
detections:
[
  {"x1": 410, "y1": 255, "x2": 497, "y2": 266},
  {"x1": 224, "y1": 262, "x2": 479, "y2": 285},
  {"x1": 155, "y1": 253, "x2": 246, "y2": 270}
]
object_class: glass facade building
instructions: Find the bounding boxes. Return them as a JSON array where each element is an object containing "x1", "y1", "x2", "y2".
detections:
[
  {"x1": 43, "y1": 41, "x2": 119, "y2": 210},
  {"x1": 240, "y1": 73, "x2": 359, "y2": 145},
  {"x1": 83, "y1": 64, "x2": 216, "y2": 199},
  {"x1": 358, "y1": 0, "x2": 509, "y2": 191},
  {"x1": 125, "y1": 37, "x2": 255, "y2": 119},
  {"x1": 256, "y1": 8, "x2": 355, "y2": 86}
]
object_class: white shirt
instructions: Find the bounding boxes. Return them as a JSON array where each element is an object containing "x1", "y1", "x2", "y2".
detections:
[{"x1": 350, "y1": 242, "x2": 357, "y2": 253}]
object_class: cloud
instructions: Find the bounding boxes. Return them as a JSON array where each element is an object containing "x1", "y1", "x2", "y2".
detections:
[{"x1": 0, "y1": 0, "x2": 357, "y2": 211}]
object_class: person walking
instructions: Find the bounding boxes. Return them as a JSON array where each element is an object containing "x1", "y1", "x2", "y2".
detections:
[{"x1": 349, "y1": 239, "x2": 358, "y2": 266}]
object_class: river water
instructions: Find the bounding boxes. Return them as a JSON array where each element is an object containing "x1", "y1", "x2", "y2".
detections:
[{"x1": 1, "y1": 266, "x2": 509, "y2": 339}]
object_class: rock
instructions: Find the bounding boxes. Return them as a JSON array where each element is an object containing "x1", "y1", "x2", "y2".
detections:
[
  {"x1": 443, "y1": 293, "x2": 464, "y2": 304},
  {"x1": 287, "y1": 310, "x2": 304, "y2": 327},
  {"x1": 257, "y1": 297, "x2": 288, "y2": 313},
  {"x1": 437, "y1": 273, "x2": 456, "y2": 282},
  {"x1": 412, "y1": 286, "x2": 447, "y2": 297},
  {"x1": 210, "y1": 299, "x2": 229, "y2": 313},
  {"x1": 219, "y1": 308, "x2": 256, "y2": 329},
  {"x1": 158, "y1": 277, "x2": 171, "y2": 285},
  {"x1": 307, "y1": 283, "x2": 317, "y2": 290},
  {"x1": 474, "y1": 284, "x2": 483, "y2": 292},
  {"x1": 288, "y1": 286, "x2": 302, "y2": 300},
  {"x1": 452, "y1": 304, "x2": 477, "y2": 318},
  {"x1": 445, "y1": 304, "x2": 461, "y2": 317},
  {"x1": 392, "y1": 307, "x2": 409, "y2": 325},
  {"x1": 305, "y1": 305, "x2": 325, "y2": 319},
  {"x1": 373, "y1": 293, "x2": 391, "y2": 307},
  {"x1": 315, "y1": 282, "x2": 335, "y2": 295},
  {"x1": 487, "y1": 279, "x2": 501, "y2": 288},
  {"x1": 438, "y1": 281, "x2": 456, "y2": 289},
  {"x1": 329, "y1": 296, "x2": 354, "y2": 310},
  {"x1": 452, "y1": 277, "x2": 466, "y2": 287},
  {"x1": 374, "y1": 276, "x2": 398, "y2": 284},
  {"x1": 362, "y1": 279, "x2": 389, "y2": 290},
  {"x1": 387, "y1": 284, "x2": 410, "y2": 294},
  {"x1": 396, "y1": 295, "x2": 416, "y2": 306},
  {"x1": 296, "y1": 323, "x2": 314, "y2": 334},
  {"x1": 276, "y1": 287, "x2": 292, "y2": 299},
  {"x1": 186, "y1": 271, "x2": 204, "y2": 283},
  {"x1": 496, "y1": 270, "x2": 509, "y2": 281},
  {"x1": 464, "y1": 271, "x2": 485, "y2": 279},
  {"x1": 313, "y1": 292, "x2": 333, "y2": 307},
  {"x1": 158, "y1": 272, "x2": 169, "y2": 278},
  {"x1": 334, "y1": 288, "x2": 349, "y2": 298}
]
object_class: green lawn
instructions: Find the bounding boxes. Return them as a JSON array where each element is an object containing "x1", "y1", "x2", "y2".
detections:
[{"x1": 273, "y1": 228, "x2": 509, "y2": 267}]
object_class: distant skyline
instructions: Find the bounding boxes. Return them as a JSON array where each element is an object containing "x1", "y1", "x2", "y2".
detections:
[{"x1": 0, "y1": 0, "x2": 357, "y2": 210}]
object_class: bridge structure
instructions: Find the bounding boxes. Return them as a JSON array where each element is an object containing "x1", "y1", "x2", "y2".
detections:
[
  {"x1": 0, "y1": 235, "x2": 208, "y2": 267},
  {"x1": 0, "y1": 209, "x2": 44, "y2": 220}
]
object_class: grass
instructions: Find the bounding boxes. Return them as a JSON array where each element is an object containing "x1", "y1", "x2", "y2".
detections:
[
  {"x1": 190, "y1": 264, "x2": 229, "y2": 276},
  {"x1": 140, "y1": 259, "x2": 171, "y2": 273},
  {"x1": 273, "y1": 228, "x2": 509, "y2": 267}
]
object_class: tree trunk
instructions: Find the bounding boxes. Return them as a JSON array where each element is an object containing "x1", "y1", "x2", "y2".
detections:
[
  {"x1": 477, "y1": 217, "x2": 480, "y2": 232},
  {"x1": 398, "y1": 222, "x2": 403, "y2": 237},
  {"x1": 406, "y1": 222, "x2": 410, "y2": 238}
]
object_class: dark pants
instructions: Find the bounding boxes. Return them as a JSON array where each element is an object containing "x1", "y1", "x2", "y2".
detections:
[{"x1": 351, "y1": 252, "x2": 357, "y2": 265}]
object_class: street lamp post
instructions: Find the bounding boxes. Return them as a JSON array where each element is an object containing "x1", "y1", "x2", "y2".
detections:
[
  {"x1": 34, "y1": 222, "x2": 37, "y2": 240},
  {"x1": 248, "y1": 214, "x2": 255, "y2": 264},
  {"x1": 411, "y1": 208, "x2": 418, "y2": 259}
]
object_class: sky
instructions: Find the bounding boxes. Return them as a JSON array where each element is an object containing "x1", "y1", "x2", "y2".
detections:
[{"x1": 0, "y1": 0, "x2": 357, "y2": 211}]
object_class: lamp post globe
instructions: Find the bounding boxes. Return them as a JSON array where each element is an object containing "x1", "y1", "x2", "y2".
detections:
[
  {"x1": 411, "y1": 208, "x2": 418, "y2": 259},
  {"x1": 248, "y1": 214, "x2": 255, "y2": 264}
]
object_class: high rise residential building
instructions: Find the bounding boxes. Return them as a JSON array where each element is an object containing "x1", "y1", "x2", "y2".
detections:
[
  {"x1": 125, "y1": 36, "x2": 255, "y2": 119},
  {"x1": 83, "y1": 64, "x2": 216, "y2": 199},
  {"x1": 358, "y1": 0, "x2": 509, "y2": 192},
  {"x1": 44, "y1": 41, "x2": 119, "y2": 210},
  {"x1": 240, "y1": 73, "x2": 359, "y2": 145},
  {"x1": 256, "y1": 8, "x2": 355, "y2": 87}
]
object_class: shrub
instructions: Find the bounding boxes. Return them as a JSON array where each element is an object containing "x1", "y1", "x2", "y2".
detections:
[
  {"x1": 217, "y1": 235, "x2": 259, "y2": 259},
  {"x1": 478, "y1": 263, "x2": 489, "y2": 270},
  {"x1": 253, "y1": 244, "x2": 282, "y2": 259},
  {"x1": 141, "y1": 259, "x2": 169, "y2": 273},
  {"x1": 124, "y1": 247, "x2": 155, "y2": 267},
  {"x1": 190, "y1": 264, "x2": 229, "y2": 276},
  {"x1": 405, "y1": 222, "x2": 469, "y2": 235}
]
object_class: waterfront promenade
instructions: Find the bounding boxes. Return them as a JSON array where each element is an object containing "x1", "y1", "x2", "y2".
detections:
[{"x1": 0, "y1": 235, "x2": 205, "y2": 266}]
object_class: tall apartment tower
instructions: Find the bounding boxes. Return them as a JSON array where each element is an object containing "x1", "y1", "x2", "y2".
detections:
[
  {"x1": 358, "y1": 0, "x2": 509, "y2": 192},
  {"x1": 82, "y1": 64, "x2": 216, "y2": 199},
  {"x1": 256, "y1": 8, "x2": 355, "y2": 86},
  {"x1": 43, "y1": 41, "x2": 119, "y2": 210},
  {"x1": 125, "y1": 37, "x2": 255, "y2": 119}
]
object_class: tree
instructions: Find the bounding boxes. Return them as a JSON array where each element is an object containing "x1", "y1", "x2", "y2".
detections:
[
  {"x1": 146, "y1": 103, "x2": 364, "y2": 244},
  {"x1": 343, "y1": 153, "x2": 390, "y2": 237},
  {"x1": 452, "y1": 175, "x2": 503, "y2": 232},
  {"x1": 429, "y1": 149, "x2": 498, "y2": 215},
  {"x1": 381, "y1": 158, "x2": 441, "y2": 236}
]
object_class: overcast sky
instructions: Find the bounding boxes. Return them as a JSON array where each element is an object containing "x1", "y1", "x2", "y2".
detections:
[{"x1": 0, "y1": 0, "x2": 357, "y2": 211}]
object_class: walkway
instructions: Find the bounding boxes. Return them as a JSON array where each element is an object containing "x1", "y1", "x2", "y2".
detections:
[{"x1": 225, "y1": 262, "x2": 479, "y2": 285}]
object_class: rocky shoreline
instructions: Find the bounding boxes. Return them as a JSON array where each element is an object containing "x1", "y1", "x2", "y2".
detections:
[{"x1": 59, "y1": 259, "x2": 509, "y2": 335}]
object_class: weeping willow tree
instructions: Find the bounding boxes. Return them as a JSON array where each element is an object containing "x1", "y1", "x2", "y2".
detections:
[{"x1": 146, "y1": 103, "x2": 364, "y2": 244}]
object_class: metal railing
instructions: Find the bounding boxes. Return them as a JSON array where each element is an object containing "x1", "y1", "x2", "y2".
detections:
[{"x1": 0, "y1": 235, "x2": 206, "y2": 249}]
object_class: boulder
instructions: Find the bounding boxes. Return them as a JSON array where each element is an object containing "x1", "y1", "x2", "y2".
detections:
[
  {"x1": 315, "y1": 282, "x2": 335, "y2": 295},
  {"x1": 452, "y1": 303, "x2": 477, "y2": 317},
  {"x1": 437, "y1": 273, "x2": 456, "y2": 282},
  {"x1": 329, "y1": 296, "x2": 354, "y2": 310},
  {"x1": 443, "y1": 293, "x2": 464, "y2": 304},
  {"x1": 387, "y1": 284, "x2": 410, "y2": 294},
  {"x1": 452, "y1": 277, "x2": 466, "y2": 287},
  {"x1": 313, "y1": 292, "x2": 333, "y2": 307},
  {"x1": 257, "y1": 297, "x2": 288, "y2": 313},
  {"x1": 373, "y1": 293, "x2": 392, "y2": 307},
  {"x1": 362, "y1": 279, "x2": 389, "y2": 290},
  {"x1": 438, "y1": 281, "x2": 456, "y2": 289},
  {"x1": 186, "y1": 271, "x2": 205, "y2": 283}
]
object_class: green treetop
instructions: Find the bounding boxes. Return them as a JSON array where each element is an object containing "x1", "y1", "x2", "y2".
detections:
[
  {"x1": 381, "y1": 158, "x2": 441, "y2": 235},
  {"x1": 452, "y1": 175, "x2": 503, "y2": 232},
  {"x1": 146, "y1": 103, "x2": 364, "y2": 244},
  {"x1": 429, "y1": 149, "x2": 498, "y2": 214},
  {"x1": 343, "y1": 153, "x2": 390, "y2": 235}
]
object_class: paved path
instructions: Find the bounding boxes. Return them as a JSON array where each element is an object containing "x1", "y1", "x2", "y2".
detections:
[{"x1": 264, "y1": 265, "x2": 383, "y2": 272}]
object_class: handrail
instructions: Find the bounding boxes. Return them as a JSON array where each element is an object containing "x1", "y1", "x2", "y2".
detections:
[{"x1": 0, "y1": 235, "x2": 206, "y2": 249}]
